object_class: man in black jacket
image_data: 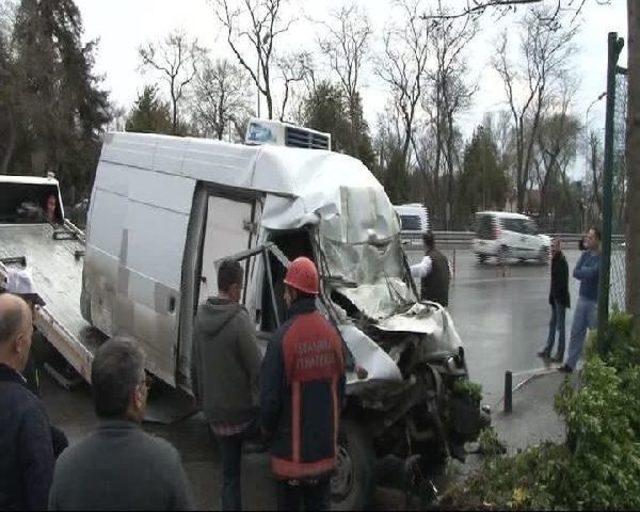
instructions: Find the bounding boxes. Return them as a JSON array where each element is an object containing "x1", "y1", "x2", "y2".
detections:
[
  {"x1": 192, "y1": 259, "x2": 261, "y2": 511},
  {"x1": 538, "y1": 239, "x2": 570, "y2": 362},
  {"x1": 49, "y1": 337, "x2": 194, "y2": 510},
  {"x1": 0, "y1": 293, "x2": 55, "y2": 511}
]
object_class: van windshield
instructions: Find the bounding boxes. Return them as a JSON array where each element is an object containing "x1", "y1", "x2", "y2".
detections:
[{"x1": 319, "y1": 234, "x2": 414, "y2": 320}]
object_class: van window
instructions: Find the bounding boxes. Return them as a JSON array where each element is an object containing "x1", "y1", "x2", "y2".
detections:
[
  {"x1": 0, "y1": 182, "x2": 62, "y2": 224},
  {"x1": 475, "y1": 215, "x2": 495, "y2": 239},
  {"x1": 399, "y1": 214, "x2": 422, "y2": 231}
]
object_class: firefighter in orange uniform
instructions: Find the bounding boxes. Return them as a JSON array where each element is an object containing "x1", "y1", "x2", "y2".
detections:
[{"x1": 260, "y1": 257, "x2": 345, "y2": 511}]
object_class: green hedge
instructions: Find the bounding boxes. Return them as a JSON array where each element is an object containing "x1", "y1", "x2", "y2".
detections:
[{"x1": 441, "y1": 313, "x2": 640, "y2": 510}]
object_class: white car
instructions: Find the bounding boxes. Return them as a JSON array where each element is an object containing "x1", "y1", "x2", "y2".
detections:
[{"x1": 472, "y1": 211, "x2": 551, "y2": 264}]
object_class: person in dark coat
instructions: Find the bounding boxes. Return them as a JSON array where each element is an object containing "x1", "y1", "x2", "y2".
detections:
[
  {"x1": 2, "y1": 269, "x2": 69, "y2": 457},
  {"x1": 410, "y1": 231, "x2": 452, "y2": 307},
  {"x1": 538, "y1": 239, "x2": 571, "y2": 362},
  {"x1": 48, "y1": 338, "x2": 195, "y2": 511},
  {"x1": 261, "y1": 257, "x2": 345, "y2": 511},
  {"x1": 0, "y1": 293, "x2": 55, "y2": 511},
  {"x1": 192, "y1": 259, "x2": 261, "y2": 511}
]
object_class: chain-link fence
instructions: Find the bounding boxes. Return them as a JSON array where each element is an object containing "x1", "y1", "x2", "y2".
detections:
[
  {"x1": 610, "y1": 242, "x2": 626, "y2": 311},
  {"x1": 608, "y1": 66, "x2": 628, "y2": 312}
]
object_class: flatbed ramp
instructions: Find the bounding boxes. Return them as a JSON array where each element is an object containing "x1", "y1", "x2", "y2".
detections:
[{"x1": 0, "y1": 223, "x2": 105, "y2": 381}]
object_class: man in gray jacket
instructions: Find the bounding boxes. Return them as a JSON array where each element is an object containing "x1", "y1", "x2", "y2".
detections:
[
  {"x1": 192, "y1": 259, "x2": 261, "y2": 511},
  {"x1": 48, "y1": 338, "x2": 195, "y2": 510}
]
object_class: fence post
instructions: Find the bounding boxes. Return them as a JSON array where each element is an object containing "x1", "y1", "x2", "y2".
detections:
[
  {"x1": 504, "y1": 371, "x2": 513, "y2": 414},
  {"x1": 597, "y1": 32, "x2": 625, "y2": 353}
]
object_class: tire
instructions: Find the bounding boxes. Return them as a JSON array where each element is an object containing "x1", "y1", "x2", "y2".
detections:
[
  {"x1": 538, "y1": 247, "x2": 549, "y2": 265},
  {"x1": 497, "y1": 245, "x2": 510, "y2": 264},
  {"x1": 331, "y1": 420, "x2": 375, "y2": 511},
  {"x1": 477, "y1": 254, "x2": 487, "y2": 264}
]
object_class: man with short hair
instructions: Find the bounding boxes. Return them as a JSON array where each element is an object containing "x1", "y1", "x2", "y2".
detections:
[
  {"x1": 410, "y1": 231, "x2": 452, "y2": 307},
  {"x1": 561, "y1": 227, "x2": 602, "y2": 373},
  {"x1": 48, "y1": 338, "x2": 195, "y2": 510},
  {"x1": 261, "y1": 257, "x2": 345, "y2": 511},
  {"x1": 0, "y1": 293, "x2": 55, "y2": 510},
  {"x1": 538, "y1": 239, "x2": 570, "y2": 362},
  {"x1": 192, "y1": 259, "x2": 261, "y2": 511}
]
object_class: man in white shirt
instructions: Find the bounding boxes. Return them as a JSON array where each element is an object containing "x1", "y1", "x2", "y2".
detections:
[{"x1": 410, "y1": 232, "x2": 452, "y2": 307}]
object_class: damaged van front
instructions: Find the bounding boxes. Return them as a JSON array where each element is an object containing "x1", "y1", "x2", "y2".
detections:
[{"x1": 250, "y1": 150, "x2": 488, "y2": 509}]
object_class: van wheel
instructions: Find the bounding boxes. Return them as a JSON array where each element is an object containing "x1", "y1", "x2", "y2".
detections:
[
  {"x1": 538, "y1": 248, "x2": 549, "y2": 265},
  {"x1": 497, "y1": 246, "x2": 510, "y2": 264},
  {"x1": 331, "y1": 421, "x2": 375, "y2": 510}
]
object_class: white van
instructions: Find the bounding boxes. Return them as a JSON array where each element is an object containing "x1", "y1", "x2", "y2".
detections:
[
  {"x1": 393, "y1": 203, "x2": 429, "y2": 236},
  {"x1": 80, "y1": 132, "x2": 486, "y2": 508},
  {"x1": 472, "y1": 211, "x2": 551, "y2": 263}
]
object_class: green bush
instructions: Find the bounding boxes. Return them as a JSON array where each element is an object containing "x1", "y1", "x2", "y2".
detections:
[
  {"x1": 451, "y1": 378, "x2": 483, "y2": 402},
  {"x1": 441, "y1": 313, "x2": 640, "y2": 510}
]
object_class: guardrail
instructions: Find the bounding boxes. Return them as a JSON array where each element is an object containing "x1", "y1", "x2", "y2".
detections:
[{"x1": 402, "y1": 231, "x2": 625, "y2": 249}]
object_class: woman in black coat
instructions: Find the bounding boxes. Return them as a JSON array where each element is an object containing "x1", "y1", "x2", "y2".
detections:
[{"x1": 538, "y1": 239, "x2": 570, "y2": 362}]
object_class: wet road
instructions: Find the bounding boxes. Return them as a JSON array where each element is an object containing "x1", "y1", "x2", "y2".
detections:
[
  {"x1": 407, "y1": 247, "x2": 583, "y2": 402},
  {"x1": 39, "y1": 248, "x2": 584, "y2": 509}
]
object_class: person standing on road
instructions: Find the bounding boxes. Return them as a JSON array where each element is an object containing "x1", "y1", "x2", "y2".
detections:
[
  {"x1": 192, "y1": 259, "x2": 261, "y2": 511},
  {"x1": 410, "y1": 231, "x2": 452, "y2": 307},
  {"x1": 261, "y1": 257, "x2": 345, "y2": 511},
  {"x1": 0, "y1": 293, "x2": 55, "y2": 511},
  {"x1": 538, "y1": 239, "x2": 570, "y2": 362},
  {"x1": 48, "y1": 337, "x2": 194, "y2": 510},
  {"x1": 560, "y1": 228, "x2": 602, "y2": 373}
]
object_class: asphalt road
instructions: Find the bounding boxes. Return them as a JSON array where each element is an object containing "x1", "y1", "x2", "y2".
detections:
[
  {"x1": 406, "y1": 247, "x2": 583, "y2": 402},
  {"x1": 38, "y1": 247, "x2": 584, "y2": 510}
]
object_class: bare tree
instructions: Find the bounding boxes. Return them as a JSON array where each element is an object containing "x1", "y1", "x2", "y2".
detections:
[
  {"x1": 318, "y1": 2, "x2": 371, "y2": 151},
  {"x1": 586, "y1": 129, "x2": 603, "y2": 216},
  {"x1": 421, "y1": 0, "x2": 608, "y2": 22},
  {"x1": 192, "y1": 57, "x2": 252, "y2": 140},
  {"x1": 493, "y1": 6, "x2": 578, "y2": 211},
  {"x1": 277, "y1": 51, "x2": 313, "y2": 121},
  {"x1": 532, "y1": 79, "x2": 581, "y2": 219},
  {"x1": 138, "y1": 30, "x2": 204, "y2": 134},
  {"x1": 376, "y1": 0, "x2": 430, "y2": 166},
  {"x1": 214, "y1": 0, "x2": 295, "y2": 120},
  {"x1": 424, "y1": 0, "x2": 478, "y2": 227}
]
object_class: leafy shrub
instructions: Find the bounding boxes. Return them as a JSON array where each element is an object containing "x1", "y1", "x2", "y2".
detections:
[
  {"x1": 451, "y1": 378, "x2": 483, "y2": 402},
  {"x1": 441, "y1": 314, "x2": 640, "y2": 510}
]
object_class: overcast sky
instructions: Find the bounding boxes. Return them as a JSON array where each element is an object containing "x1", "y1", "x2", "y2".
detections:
[{"x1": 75, "y1": 0, "x2": 627, "y2": 153}]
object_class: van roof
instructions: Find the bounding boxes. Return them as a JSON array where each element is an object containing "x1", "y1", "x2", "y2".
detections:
[
  {"x1": 0, "y1": 175, "x2": 60, "y2": 186},
  {"x1": 476, "y1": 211, "x2": 531, "y2": 220},
  {"x1": 100, "y1": 131, "x2": 380, "y2": 198},
  {"x1": 97, "y1": 132, "x2": 399, "y2": 239}
]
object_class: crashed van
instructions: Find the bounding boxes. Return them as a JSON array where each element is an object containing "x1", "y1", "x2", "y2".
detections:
[{"x1": 81, "y1": 129, "x2": 486, "y2": 508}]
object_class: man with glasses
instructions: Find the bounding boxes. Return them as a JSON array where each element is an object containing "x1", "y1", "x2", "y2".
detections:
[{"x1": 48, "y1": 338, "x2": 195, "y2": 510}]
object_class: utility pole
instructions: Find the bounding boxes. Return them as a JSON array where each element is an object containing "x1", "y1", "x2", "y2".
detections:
[{"x1": 597, "y1": 32, "x2": 625, "y2": 351}]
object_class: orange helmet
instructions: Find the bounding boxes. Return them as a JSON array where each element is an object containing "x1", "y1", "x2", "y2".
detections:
[{"x1": 284, "y1": 257, "x2": 319, "y2": 295}]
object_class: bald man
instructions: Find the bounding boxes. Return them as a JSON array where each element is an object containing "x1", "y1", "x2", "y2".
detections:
[{"x1": 0, "y1": 293, "x2": 56, "y2": 510}]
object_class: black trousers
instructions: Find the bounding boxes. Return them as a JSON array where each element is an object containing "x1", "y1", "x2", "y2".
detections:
[
  {"x1": 218, "y1": 433, "x2": 244, "y2": 511},
  {"x1": 276, "y1": 478, "x2": 330, "y2": 511}
]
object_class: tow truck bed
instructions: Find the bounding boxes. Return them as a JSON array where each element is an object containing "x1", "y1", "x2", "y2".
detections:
[{"x1": 0, "y1": 223, "x2": 105, "y2": 381}]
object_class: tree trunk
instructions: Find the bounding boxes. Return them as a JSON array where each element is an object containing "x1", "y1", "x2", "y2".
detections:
[
  {"x1": 627, "y1": 0, "x2": 640, "y2": 324},
  {"x1": 0, "y1": 114, "x2": 16, "y2": 174}
]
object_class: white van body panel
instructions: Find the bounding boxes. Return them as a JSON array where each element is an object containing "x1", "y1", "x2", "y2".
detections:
[{"x1": 84, "y1": 132, "x2": 462, "y2": 388}]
